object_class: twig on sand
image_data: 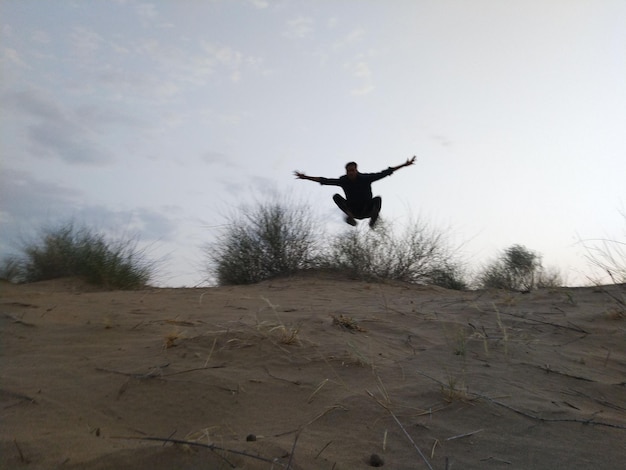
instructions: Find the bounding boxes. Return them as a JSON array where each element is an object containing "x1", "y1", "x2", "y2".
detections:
[
  {"x1": 533, "y1": 363, "x2": 595, "y2": 382},
  {"x1": 308, "y1": 378, "x2": 329, "y2": 403},
  {"x1": 315, "y1": 440, "x2": 333, "y2": 459},
  {"x1": 285, "y1": 432, "x2": 300, "y2": 470},
  {"x1": 111, "y1": 435, "x2": 284, "y2": 468},
  {"x1": 481, "y1": 456, "x2": 512, "y2": 464},
  {"x1": 445, "y1": 429, "x2": 484, "y2": 441},
  {"x1": 430, "y1": 439, "x2": 439, "y2": 458},
  {"x1": 280, "y1": 405, "x2": 346, "y2": 468},
  {"x1": 492, "y1": 309, "x2": 589, "y2": 334},
  {"x1": 1, "y1": 389, "x2": 38, "y2": 407},
  {"x1": 473, "y1": 393, "x2": 626, "y2": 429},
  {"x1": 264, "y1": 366, "x2": 302, "y2": 385},
  {"x1": 413, "y1": 369, "x2": 626, "y2": 430},
  {"x1": 95, "y1": 364, "x2": 225, "y2": 380},
  {"x1": 13, "y1": 439, "x2": 28, "y2": 464},
  {"x1": 367, "y1": 390, "x2": 434, "y2": 470}
]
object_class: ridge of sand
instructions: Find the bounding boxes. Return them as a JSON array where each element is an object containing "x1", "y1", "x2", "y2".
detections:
[{"x1": 1, "y1": 275, "x2": 625, "y2": 469}]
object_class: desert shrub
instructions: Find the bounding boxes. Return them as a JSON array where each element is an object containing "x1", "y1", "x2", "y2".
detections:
[
  {"x1": 208, "y1": 200, "x2": 319, "y2": 285},
  {"x1": 535, "y1": 266, "x2": 564, "y2": 289},
  {"x1": 478, "y1": 244, "x2": 551, "y2": 291},
  {"x1": 0, "y1": 256, "x2": 22, "y2": 282},
  {"x1": 580, "y1": 213, "x2": 625, "y2": 309},
  {"x1": 428, "y1": 261, "x2": 468, "y2": 290},
  {"x1": 321, "y1": 219, "x2": 466, "y2": 288},
  {"x1": 2, "y1": 222, "x2": 154, "y2": 289},
  {"x1": 582, "y1": 214, "x2": 626, "y2": 285}
]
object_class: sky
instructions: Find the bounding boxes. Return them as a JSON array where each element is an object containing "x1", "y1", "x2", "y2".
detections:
[{"x1": 1, "y1": 0, "x2": 625, "y2": 287}]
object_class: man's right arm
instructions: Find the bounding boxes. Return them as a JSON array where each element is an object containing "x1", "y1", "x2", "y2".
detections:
[
  {"x1": 294, "y1": 171, "x2": 343, "y2": 186},
  {"x1": 293, "y1": 171, "x2": 322, "y2": 183}
]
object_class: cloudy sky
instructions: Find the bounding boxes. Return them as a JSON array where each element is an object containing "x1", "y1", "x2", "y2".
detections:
[{"x1": 1, "y1": 0, "x2": 624, "y2": 286}]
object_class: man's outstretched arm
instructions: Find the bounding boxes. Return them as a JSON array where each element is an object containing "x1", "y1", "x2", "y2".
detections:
[
  {"x1": 389, "y1": 156, "x2": 416, "y2": 172},
  {"x1": 294, "y1": 171, "x2": 322, "y2": 183}
]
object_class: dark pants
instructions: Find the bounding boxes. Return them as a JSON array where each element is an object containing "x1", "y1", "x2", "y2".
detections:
[{"x1": 333, "y1": 194, "x2": 382, "y2": 219}]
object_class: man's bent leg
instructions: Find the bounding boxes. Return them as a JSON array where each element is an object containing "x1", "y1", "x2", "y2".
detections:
[
  {"x1": 369, "y1": 197, "x2": 382, "y2": 228},
  {"x1": 333, "y1": 194, "x2": 357, "y2": 226}
]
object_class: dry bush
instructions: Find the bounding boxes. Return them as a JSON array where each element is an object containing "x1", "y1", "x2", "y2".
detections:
[
  {"x1": 477, "y1": 244, "x2": 561, "y2": 291},
  {"x1": 207, "y1": 200, "x2": 319, "y2": 285},
  {"x1": 1, "y1": 221, "x2": 154, "y2": 289},
  {"x1": 321, "y1": 218, "x2": 467, "y2": 289}
]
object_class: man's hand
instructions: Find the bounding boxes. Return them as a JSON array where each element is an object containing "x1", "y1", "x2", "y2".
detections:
[
  {"x1": 390, "y1": 156, "x2": 417, "y2": 172},
  {"x1": 294, "y1": 170, "x2": 307, "y2": 179}
]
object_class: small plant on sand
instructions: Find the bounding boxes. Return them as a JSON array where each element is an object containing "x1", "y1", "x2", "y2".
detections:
[
  {"x1": 440, "y1": 374, "x2": 469, "y2": 403},
  {"x1": 254, "y1": 297, "x2": 303, "y2": 346},
  {"x1": 331, "y1": 314, "x2": 367, "y2": 332},
  {"x1": 273, "y1": 324, "x2": 301, "y2": 345},
  {"x1": 453, "y1": 327, "x2": 468, "y2": 357},
  {"x1": 207, "y1": 199, "x2": 319, "y2": 285},
  {"x1": 164, "y1": 331, "x2": 182, "y2": 349},
  {"x1": 2, "y1": 222, "x2": 154, "y2": 289}
]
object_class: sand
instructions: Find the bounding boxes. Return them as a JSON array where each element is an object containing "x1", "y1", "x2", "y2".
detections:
[{"x1": 1, "y1": 274, "x2": 625, "y2": 469}]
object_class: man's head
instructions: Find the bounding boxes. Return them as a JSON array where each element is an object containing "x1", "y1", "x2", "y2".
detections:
[{"x1": 345, "y1": 161, "x2": 358, "y2": 180}]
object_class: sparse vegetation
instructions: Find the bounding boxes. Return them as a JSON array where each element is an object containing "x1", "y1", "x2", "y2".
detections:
[
  {"x1": 321, "y1": 219, "x2": 467, "y2": 288},
  {"x1": 581, "y1": 213, "x2": 626, "y2": 311},
  {"x1": 207, "y1": 200, "x2": 467, "y2": 288},
  {"x1": 440, "y1": 374, "x2": 469, "y2": 403},
  {"x1": 428, "y1": 261, "x2": 468, "y2": 290},
  {"x1": 207, "y1": 200, "x2": 319, "y2": 285},
  {"x1": 1, "y1": 222, "x2": 154, "y2": 289},
  {"x1": 478, "y1": 244, "x2": 561, "y2": 291},
  {"x1": 582, "y1": 213, "x2": 626, "y2": 285}
]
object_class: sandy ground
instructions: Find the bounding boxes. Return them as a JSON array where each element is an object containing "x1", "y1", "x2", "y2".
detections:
[{"x1": 1, "y1": 274, "x2": 625, "y2": 470}]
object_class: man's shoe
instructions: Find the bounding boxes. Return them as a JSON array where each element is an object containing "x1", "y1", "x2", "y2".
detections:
[
  {"x1": 345, "y1": 216, "x2": 357, "y2": 226},
  {"x1": 369, "y1": 212, "x2": 379, "y2": 228}
]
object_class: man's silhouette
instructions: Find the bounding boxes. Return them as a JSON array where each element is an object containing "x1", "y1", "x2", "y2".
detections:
[{"x1": 294, "y1": 156, "x2": 416, "y2": 227}]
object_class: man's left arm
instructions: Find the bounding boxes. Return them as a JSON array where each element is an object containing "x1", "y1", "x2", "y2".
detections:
[
  {"x1": 367, "y1": 156, "x2": 417, "y2": 183},
  {"x1": 388, "y1": 156, "x2": 416, "y2": 172}
]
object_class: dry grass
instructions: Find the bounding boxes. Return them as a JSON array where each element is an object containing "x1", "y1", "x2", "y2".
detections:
[
  {"x1": 440, "y1": 374, "x2": 470, "y2": 403},
  {"x1": 164, "y1": 331, "x2": 182, "y2": 349},
  {"x1": 273, "y1": 324, "x2": 302, "y2": 345},
  {"x1": 331, "y1": 314, "x2": 367, "y2": 332},
  {"x1": 257, "y1": 297, "x2": 303, "y2": 346}
]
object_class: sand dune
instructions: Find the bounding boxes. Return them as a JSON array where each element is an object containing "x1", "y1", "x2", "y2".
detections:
[{"x1": 1, "y1": 275, "x2": 625, "y2": 469}]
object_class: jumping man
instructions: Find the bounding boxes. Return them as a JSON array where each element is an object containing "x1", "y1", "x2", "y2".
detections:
[{"x1": 294, "y1": 156, "x2": 416, "y2": 227}]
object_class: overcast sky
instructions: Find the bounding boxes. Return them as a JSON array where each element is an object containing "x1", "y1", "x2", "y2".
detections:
[{"x1": 1, "y1": 0, "x2": 624, "y2": 286}]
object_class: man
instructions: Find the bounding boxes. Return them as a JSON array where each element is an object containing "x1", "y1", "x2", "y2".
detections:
[{"x1": 294, "y1": 156, "x2": 416, "y2": 227}]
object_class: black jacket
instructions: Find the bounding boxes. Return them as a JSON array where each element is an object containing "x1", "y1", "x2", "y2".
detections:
[{"x1": 319, "y1": 168, "x2": 394, "y2": 203}]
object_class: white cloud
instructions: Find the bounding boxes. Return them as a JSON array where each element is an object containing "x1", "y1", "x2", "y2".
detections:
[
  {"x1": 350, "y1": 84, "x2": 374, "y2": 96},
  {"x1": 213, "y1": 45, "x2": 243, "y2": 66},
  {"x1": 200, "y1": 151, "x2": 239, "y2": 168},
  {"x1": 352, "y1": 61, "x2": 371, "y2": 79},
  {"x1": 1, "y1": 46, "x2": 27, "y2": 69},
  {"x1": 344, "y1": 60, "x2": 374, "y2": 95},
  {"x1": 31, "y1": 30, "x2": 51, "y2": 45},
  {"x1": 248, "y1": 0, "x2": 269, "y2": 9},
  {"x1": 70, "y1": 26, "x2": 104, "y2": 61},
  {"x1": 3, "y1": 88, "x2": 123, "y2": 165},
  {"x1": 284, "y1": 16, "x2": 315, "y2": 39},
  {"x1": 0, "y1": 168, "x2": 179, "y2": 257},
  {"x1": 136, "y1": 3, "x2": 158, "y2": 24},
  {"x1": 333, "y1": 27, "x2": 365, "y2": 49}
]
